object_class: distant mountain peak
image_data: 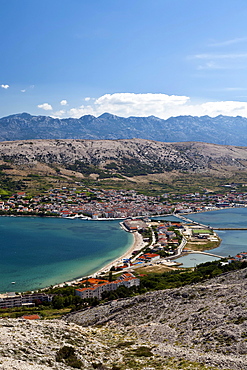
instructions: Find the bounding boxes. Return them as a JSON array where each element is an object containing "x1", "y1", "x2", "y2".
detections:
[
  {"x1": 8, "y1": 112, "x2": 33, "y2": 119},
  {"x1": 80, "y1": 114, "x2": 95, "y2": 119},
  {"x1": 98, "y1": 112, "x2": 120, "y2": 119},
  {"x1": 1, "y1": 112, "x2": 247, "y2": 145}
]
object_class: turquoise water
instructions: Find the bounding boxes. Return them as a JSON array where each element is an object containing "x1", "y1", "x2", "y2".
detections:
[
  {"x1": 1, "y1": 209, "x2": 246, "y2": 291},
  {"x1": 177, "y1": 208, "x2": 247, "y2": 267},
  {"x1": 186, "y1": 207, "x2": 247, "y2": 229},
  {"x1": 0, "y1": 217, "x2": 133, "y2": 293},
  {"x1": 176, "y1": 254, "x2": 220, "y2": 268}
]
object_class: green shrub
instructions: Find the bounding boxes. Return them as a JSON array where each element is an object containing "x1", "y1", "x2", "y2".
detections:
[
  {"x1": 56, "y1": 345, "x2": 83, "y2": 368},
  {"x1": 132, "y1": 346, "x2": 153, "y2": 357}
]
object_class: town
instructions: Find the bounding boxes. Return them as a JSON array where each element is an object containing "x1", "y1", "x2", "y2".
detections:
[
  {"x1": 1, "y1": 185, "x2": 247, "y2": 218},
  {"x1": 1, "y1": 185, "x2": 247, "y2": 312}
]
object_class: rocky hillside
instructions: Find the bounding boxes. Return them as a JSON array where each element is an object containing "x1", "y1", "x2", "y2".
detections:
[
  {"x1": 0, "y1": 268, "x2": 246, "y2": 370},
  {"x1": 1, "y1": 139, "x2": 247, "y2": 177},
  {"x1": 66, "y1": 267, "x2": 247, "y2": 370},
  {"x1": 2, "y1": 113, "x2": 247, "y2": 146}
]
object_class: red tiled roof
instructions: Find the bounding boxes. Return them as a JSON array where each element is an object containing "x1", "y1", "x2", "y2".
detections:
[
  {"x1": 80, "y1": 278, "x2": 109, "y2": 285},
  {"x1": 144, "y1": 253, "x2": 159, "y2": 258},
  {"x1": 22, "y1": 314, "x2": 40, "y2": 320}
]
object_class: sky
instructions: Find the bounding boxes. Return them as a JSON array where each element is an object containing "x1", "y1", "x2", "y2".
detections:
[{"x1": 1, "y1": 0, "x2": 247, "y2": 119}]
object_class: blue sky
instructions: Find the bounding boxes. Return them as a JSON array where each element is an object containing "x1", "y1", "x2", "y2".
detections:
[{"x1": 1, "y1": 0, "x2": 247, "y2": 119}]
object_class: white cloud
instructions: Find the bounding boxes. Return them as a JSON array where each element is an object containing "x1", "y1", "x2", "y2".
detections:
[
  {"x1": 51, "y1": 110, "x2": 65, "y2": 118},
  {"x1": 66, "y1": 93, "x2": 247, "y2": 120},
  {"x1": 190, "y1": 51, "x2": 247, "y2": 71},
  {"x1": 195, "y1": 101, "x2": 247, "y2": 116},
  {"x1": 209, "y1": 37, "x2": 247, "y2": 47},
  {"x1": 85, "y1": 97, "x2": 91, "y2": 101},
  {"x1": 37, "y1": 103, "x2": 53, "y2": 111},
  {"x1": 21, "y1": 89, "x2": 26, "y2": 93},
  {"x1": 197, "y1": 61, "x2": 226, "y2": 70},
  {"x1": 194, "y1": 53, "x2": 247, "y2": 60},
  {"x1": 68, "y1": 93, "x2": 189, "y2": 119},
  {"x1": 69, "y1": 105, "x2": 96, "y2": 118},
  {"x1": 1, "y1": 84, "x2": 9, "y2": 89},
  {"x1": 95, "y1": 93, "x2": 190, "y2": 118},
  {"x1": 60, "y1": 99, "x2": 68, "y2": 106},
  {"x1": 222, "y1": 87, "x2": 247, "y2": 92},
  {"x1": 34, "y1": 93, "x2": 247, "y2": 120}
]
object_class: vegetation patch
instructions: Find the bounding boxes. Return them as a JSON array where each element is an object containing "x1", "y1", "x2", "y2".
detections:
[
  {"x1": 56, "y1": 345, "x2": 83, "y2": 368},
  {"x1": 131, "y1": 346, "x2": 153, "y2": 357}
]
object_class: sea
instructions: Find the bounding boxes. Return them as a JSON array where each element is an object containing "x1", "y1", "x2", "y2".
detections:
[
  {"x1": 174, "y1": 208, "x2": 247, "y2": 267},
  {"x1": 0, "y1": 217, "x2": 133, "y2": 293},
  {"x1": 1, "y1": 208, "x2": 247, "y2": 293}
]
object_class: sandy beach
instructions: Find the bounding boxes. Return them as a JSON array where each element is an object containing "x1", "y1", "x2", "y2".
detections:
[
  {"x1": 52, "y1": 231, "x2": 145, "y2": 289},
  {"x1": 91, "y1": 231, "x2": 145, "y2": 277}
]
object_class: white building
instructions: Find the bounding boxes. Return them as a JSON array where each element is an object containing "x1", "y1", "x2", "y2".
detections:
[{"x1": 75, "y1": 275, "x2": 140, "y2": 300}]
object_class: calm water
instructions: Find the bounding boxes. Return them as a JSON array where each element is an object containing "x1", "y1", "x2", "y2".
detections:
[
  {"x1": 186, "y1": 207, "x2": 247, "y2": 229},
  {"x1": 1, "y1": 209, "x2": 246, "y2": 291},
  {"x1": 0, "y1": 217, "x2": 133, "y2": 293},
  {"x1": 177, "y1": 208, "x2": 247, "y2": 267}
]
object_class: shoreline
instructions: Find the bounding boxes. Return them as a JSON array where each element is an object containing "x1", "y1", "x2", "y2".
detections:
[
  {"x1": 51, "y1": 231, "x2": 145, "y2": 289},
  {"x1": 1, "y1": 207, "x2": 244, "y2": 293},
  {"x1": 91, "y1": 231, "x2": 145, "y2": 277}
]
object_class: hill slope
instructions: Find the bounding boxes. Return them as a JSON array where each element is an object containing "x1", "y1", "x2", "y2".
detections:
[
  {"x1": 1, "y1": 139, "x2": 247, "y2": 175},
  {"x1": 0, "y1": 268, "x2": 246, "y2": 369},
  {"x1": 2, "y1": 113, "x2": 247, "y2": 145},
  {"x1": 2, "y1": 138, "x2": 247, "y2": 195},
  {"x1": 66, "y1": 267, "x2": 247, "y2": 370}
]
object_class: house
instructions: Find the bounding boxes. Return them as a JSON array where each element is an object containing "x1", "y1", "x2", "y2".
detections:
[
  {"x1": 137, "y1": 253, "x2": 160, "y2": 263},
  {"x1": 75, "y1": 274, "x2": 140, "y2": 300},
  {"x1": 0, "y1": 293, "x2": 52, "y2": 309},
  {"x1": 22, "y1": 314, "x2": 40, "y2": 320}
]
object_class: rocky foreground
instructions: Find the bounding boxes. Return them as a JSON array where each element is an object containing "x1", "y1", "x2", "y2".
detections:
[{"x1": 0, "y1": 268, "x2": 246, "y2": 370}]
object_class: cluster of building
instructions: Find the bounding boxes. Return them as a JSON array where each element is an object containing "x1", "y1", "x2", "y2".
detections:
[
  {"x1": 1, "y1": 186, "x2": 247, "y2": 219},
  {"x1": 0, "y1": 188, "x2": 170, "y2": 218},
  {"x1": 156, "y1": 223, "x2": 180, "y2": 246},
  {"x1": 0, "y1": 292, "x2": 52, "y2": 309},
  {"x1": 75, "y1": 272, "x2": 140, "y2": 300},
  {"x1": 228, "y1": 252, "x2": 247, "y2": 263},
  {"x1": 135, "y1": 253, "x2": 160, "y2": 263},
  {"x1": 174, "y1": 189, "x2": 247, "y2": 213}
]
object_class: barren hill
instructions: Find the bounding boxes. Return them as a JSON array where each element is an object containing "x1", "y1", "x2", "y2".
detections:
[
  {"x1": 2, "y1": 138, "x2": 247, "y2": 195},
  {"x1": 1, "y1": 139, "x2": 247, "y2": 175},
  {"x1": 66, "y1": 267, "x2": 247, "y2": 369},
  {"x1": 0, "y1": 267, "x2": 246, "y2": 369}
]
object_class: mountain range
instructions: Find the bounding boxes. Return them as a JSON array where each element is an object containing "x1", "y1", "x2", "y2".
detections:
[{"x1": 1, "y1": 113, "x2": 247, "y2": 145}]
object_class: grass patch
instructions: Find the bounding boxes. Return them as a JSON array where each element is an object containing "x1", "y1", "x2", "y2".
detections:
[
  {"x1": 135, "y1": 265, "x2": 177, "y2": 275},
  {"x1": 0, "y1": 306, "x2": 71, "y2": 319},
  {"x1": 186, "y1": 240, "x2": 221, "y2": 251}
]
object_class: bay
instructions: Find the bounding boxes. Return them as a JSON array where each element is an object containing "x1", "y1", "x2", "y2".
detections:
[
  {"x1": 176, "y1": 208, "x2": 247, "y2": 267},
  {"x1": 0, "y1": 217, "x2": 133, "y2": 293}
]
